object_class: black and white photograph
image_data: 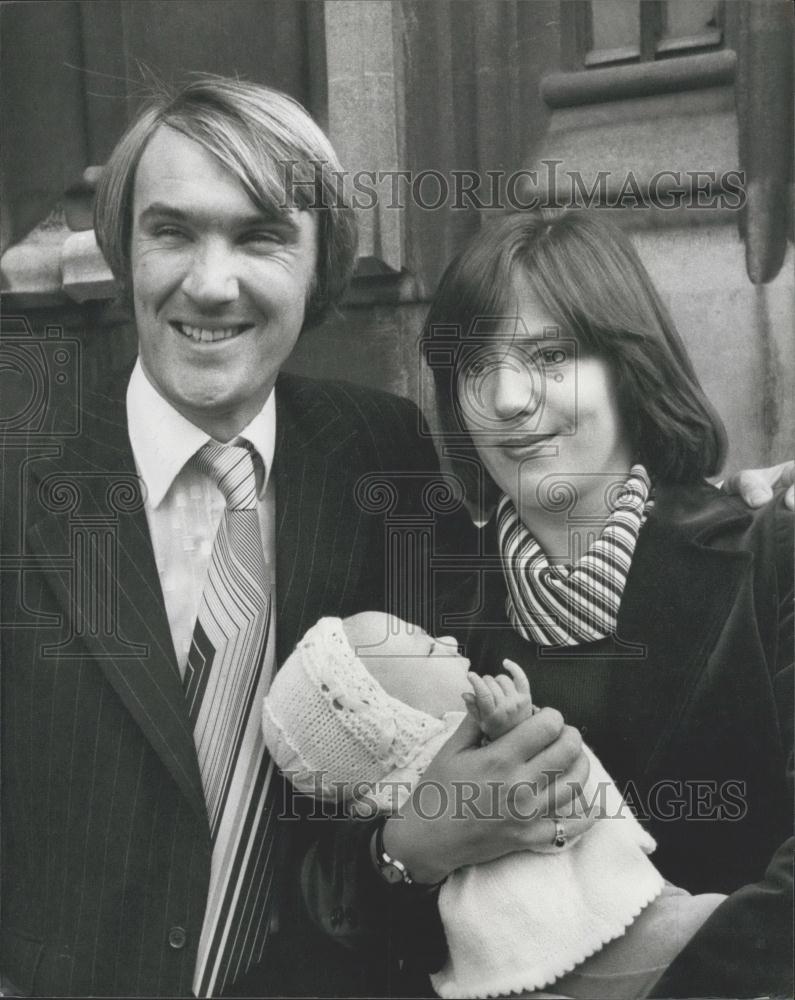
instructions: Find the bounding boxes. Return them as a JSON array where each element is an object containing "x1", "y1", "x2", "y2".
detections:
[{"x1": 1, "y1": 2, "x2": 793, "y2": 998}]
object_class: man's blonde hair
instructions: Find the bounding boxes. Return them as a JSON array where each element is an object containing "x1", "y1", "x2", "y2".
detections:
[{"x1": 94, "y1": 74, "x2": 357, "y2": 326}]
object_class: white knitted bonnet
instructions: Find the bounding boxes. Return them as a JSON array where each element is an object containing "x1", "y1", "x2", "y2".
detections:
[{"x1": 261, "y1": 616, "x2": 447, "y2": 802}]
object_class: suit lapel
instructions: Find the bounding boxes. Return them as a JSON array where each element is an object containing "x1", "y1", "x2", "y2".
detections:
[
  {"x1": 272, "y1": 375, "x2": 367, "y2": 666},
  {"x1": 23, "y1": 377, "x2": 207, "y2": 823}
]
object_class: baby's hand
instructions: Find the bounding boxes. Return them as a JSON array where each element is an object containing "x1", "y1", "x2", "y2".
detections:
[{"x1": 462, "y1": 660, "x2": 534, "y2": 741}]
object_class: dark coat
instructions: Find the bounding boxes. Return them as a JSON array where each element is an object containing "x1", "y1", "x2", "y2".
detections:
[
  {"x1": 0, "y1": 367, "x2": 466, "y2": 997},
  {"x1": 452, "y1": 482, "x2": 793, "y2": 998}
]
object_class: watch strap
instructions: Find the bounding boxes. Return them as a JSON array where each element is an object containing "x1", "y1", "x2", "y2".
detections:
[
  {"x1": 374, "y1": 817, "x2": 415, "y2": 885},
  {"x1": 372, "y1": 818, "x2": 447, "y2": 892}
]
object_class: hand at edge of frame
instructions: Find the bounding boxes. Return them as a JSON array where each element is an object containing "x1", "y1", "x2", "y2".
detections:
[{"x1": 722, "y1": 460, "x2": 794, "y2": 511}]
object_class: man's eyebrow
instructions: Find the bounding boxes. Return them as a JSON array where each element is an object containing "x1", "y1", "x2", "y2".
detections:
[{"x1": 137, "y1": 202, "x2": 299, "y2": 232}]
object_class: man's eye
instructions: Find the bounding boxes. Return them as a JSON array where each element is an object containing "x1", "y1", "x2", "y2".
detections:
[
  {"x1": 153, "y1": 225, "x2": 187, "y2": 240},
  {"x1": 244, "y1": 230, "x2": 283, "y2": 247}
]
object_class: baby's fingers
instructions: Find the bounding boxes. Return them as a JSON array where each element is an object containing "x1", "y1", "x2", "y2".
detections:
[
  {"x1": 483, "y1": 674, "x2": 504, "y2": 706},
  {"x1": 461, "y1": 691, "x2": 481, "y2": 721},
  {"x1": 468, "y1": 672, "x2": 496, "y2": 714},
  {"x1": 503, "y1": 659, "x2": 530, "y2": 695},
  {"x1": 494, "y1": 673, "x2": 515, "y2": 698}
]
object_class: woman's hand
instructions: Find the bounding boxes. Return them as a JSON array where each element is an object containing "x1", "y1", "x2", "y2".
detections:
[
  {"x1": 723, "y1": 460, "x2": 794, "y2": 510},
  {"x1": 382, "y1": 708, "x2": 594, "y2": 885}
]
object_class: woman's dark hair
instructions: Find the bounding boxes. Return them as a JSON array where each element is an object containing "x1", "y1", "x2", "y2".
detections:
[{"x1": 422, "y1": 209, "x2": 727, "y2": 512}]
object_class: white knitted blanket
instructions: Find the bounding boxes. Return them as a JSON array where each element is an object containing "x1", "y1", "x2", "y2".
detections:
[{"x1": 366, "y1": 713, "x2": 664, "y2": 999}]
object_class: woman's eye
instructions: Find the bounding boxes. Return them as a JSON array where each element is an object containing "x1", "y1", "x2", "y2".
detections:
[{"x1": 538, "y1": 347, "x2": 569, "y2": 367}]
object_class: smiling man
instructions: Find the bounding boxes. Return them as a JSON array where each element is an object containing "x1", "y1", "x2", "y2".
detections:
[{"x1": 1, "y1": 77, "x2": 473, "y2": 999}]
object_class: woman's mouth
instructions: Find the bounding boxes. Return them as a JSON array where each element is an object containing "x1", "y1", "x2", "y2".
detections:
[
  {"x1": 171, "y1": 321, "x2": 252, "y2": 343},
  {"x1": 500, "y1": 432, "x2": 558, "y2": 455}
]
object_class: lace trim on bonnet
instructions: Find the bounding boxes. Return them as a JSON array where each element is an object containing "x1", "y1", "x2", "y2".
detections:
[{"x1": 261, "y1": 617, "x2": 448, "y2": 806}]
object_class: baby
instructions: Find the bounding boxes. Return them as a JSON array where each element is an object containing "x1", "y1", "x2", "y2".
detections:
[{"x1": 262, "y1": 613, "x2": 724, "y2": 999}]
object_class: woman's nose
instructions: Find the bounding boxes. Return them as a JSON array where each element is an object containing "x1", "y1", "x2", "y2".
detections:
[
  {"x1": 181, "y1": 239, "x2": 239, "y2": 305},
  {"x1": 431, "y1": 635, "x2": 460, "y2": 654},
  {"x1": 490, "y1": 358, "x2": 542, "y2": 421}
]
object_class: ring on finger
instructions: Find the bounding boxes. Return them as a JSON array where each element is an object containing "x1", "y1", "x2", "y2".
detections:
[{"x1": 552, "y1": 820, "x2": 567, "y2": 849}]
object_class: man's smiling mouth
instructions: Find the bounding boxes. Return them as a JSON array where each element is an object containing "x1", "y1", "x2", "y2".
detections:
[{"x1": 171, "y1": 321, "x2": 253, "y2": 343}]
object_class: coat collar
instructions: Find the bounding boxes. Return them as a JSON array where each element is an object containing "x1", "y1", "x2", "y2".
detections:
[
  {"x1": 271, "y1": 372, "x2": 368, "y2": 663},
  {"x1": 23, "y1": 370, "x2": 208, "y2": 823},
  {"x1": 643, "y1": 479, "x2": 753, "y2": 543},
  {"x1": 612, "y1": 487, "x2": 752, "y2": 773}
]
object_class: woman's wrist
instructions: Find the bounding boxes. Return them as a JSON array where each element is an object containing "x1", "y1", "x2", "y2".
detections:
[{"x1": 377, "y1": 815, "x2": 451, "y2": 887}]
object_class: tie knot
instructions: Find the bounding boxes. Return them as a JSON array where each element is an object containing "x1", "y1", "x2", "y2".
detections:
[{"x1": 193, "y1": 441, "x2": 258, "y2": 510}]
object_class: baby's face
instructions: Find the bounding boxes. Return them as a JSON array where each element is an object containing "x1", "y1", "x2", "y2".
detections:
[{"x1": 342, "y1": 612, "x2": 471, "y2": 718}]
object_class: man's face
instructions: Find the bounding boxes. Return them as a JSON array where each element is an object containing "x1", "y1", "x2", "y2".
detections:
[{"x1": 130, "y1": 125, "x2": 318, "y2": 440}]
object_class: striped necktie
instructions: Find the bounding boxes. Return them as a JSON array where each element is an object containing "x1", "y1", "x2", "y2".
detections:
[
  {"x1": 497, "y1": 465, "x2": 654, "y2": 646},
  {"x1": 184, "y1": 441, "x2": 278, "y2": 997}
]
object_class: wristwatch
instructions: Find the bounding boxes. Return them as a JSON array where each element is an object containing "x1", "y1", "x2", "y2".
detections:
[
  {"x1": 371, "y1": 819, "x2": 447, "y2": 892},
  {"x1": 372, "y1": 817, "x2": 415, "y2": 885}
]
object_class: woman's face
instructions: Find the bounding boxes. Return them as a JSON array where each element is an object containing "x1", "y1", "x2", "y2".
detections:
[{"x1": 457, "y1": 270, "x2": 634, "y2": 519}]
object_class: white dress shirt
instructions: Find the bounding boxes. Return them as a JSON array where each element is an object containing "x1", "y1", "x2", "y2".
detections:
[{"x1": 126, "y1": 359, "x2": 277, "y2": 675}]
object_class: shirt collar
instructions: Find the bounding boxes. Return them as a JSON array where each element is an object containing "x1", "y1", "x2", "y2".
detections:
[{"x1": 126, "y1": 359, "x2": 276, "y2": 509}]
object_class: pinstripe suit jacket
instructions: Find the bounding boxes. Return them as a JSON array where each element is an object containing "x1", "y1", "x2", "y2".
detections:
[{"x1": 1, "y1": 367, "x2": 463, "y2": 997}]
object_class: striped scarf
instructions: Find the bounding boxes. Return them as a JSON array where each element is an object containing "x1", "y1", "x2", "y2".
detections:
[{"x1": 497, "y1": 465, "x2": 654, "y2": 646}]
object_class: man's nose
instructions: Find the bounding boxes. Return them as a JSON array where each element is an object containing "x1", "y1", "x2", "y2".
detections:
[
  {"x1": 181, "y1": 239, "x2": 239, "y2": 305},
  {"x1": 490, "y1": 358, "x2": 542, "y2": 421}
]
